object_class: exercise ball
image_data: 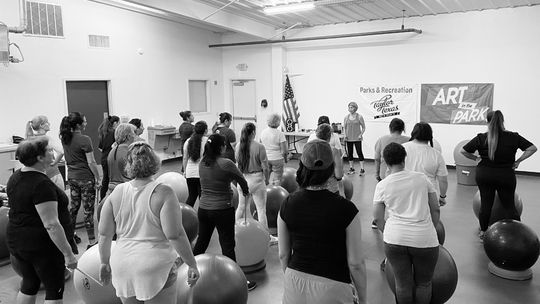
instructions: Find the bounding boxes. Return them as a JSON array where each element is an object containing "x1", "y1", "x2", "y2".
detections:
[
  {"x1": 265, "y1": 186, "x2": 289, "y2": 230},
  {"x1": 453, "y1": 140, "x2": 477, "y2": 167},
  {"x1": 156, "y1": 172, "x2": 188, "y2": 203},
  {"x1": 177, "y1": 254, "x2": 248, "y2": 304},
  {"x1": 472, "y1": 190, "x2": 523, "y2": 225},
  {"x1": 280, "y1": 167, "x2": 298, "y2": 194},
  {"x1": 179, "y1": 203, "x2": 198, "y2": 243},
  {"x1": 74, "y1": 242, "x2": 121, "y2": 304},
  {"x1": 0, "y1": 207, "x2": 8, "y2": 259},
  {"x1": 235, "y1": 218, "x2": 269, "y2": 270},
  {"x1": 483, "y1": 220, "x2": 540, "y2": 271},
  {"x1": 231, "y1": 185, "x2": 239, "y2": 210},
  {"x1": 436, "y1": 220, "x2": 445, "y2": 245},
  {"x1": 386, "y1": 245, "x2": 458, "y2": 304},
  {"x1": 342, "y1": 175, "x2": 354, "y2": 200}
]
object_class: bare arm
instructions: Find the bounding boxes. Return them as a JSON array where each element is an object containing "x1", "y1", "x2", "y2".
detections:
[
  {"x1": 460, "y1": 148, "x2": 479, "y2": 161},
  {"x1": 260, "y1": 146, "x2": 270, "y2": 184},
  {"x1": 35, "y1": 201, "x2": 77, "y2": 269},
  {"x1": 374, "y1": 141, "x2": 382, "y2": 181},
  {"x1": 514, "y1": 145, "x2": 537, "y2": 169},
  {"x1": 280, "y1": 141, "x2": 288, "y2": 163},
  {"x1": 86, "y1": 152, "x2": 101, "y2": 184},
  {"x1": 182, "y1": 141, "x2": 189, "y2": 173},
  {"x1": 277, "y1": 212, "x2": 291, "y2": 273},
  {"x1": 428, "y1": 191, "x2": 440, "y2": 227},
  {"x1": 359, "y1": 115, "x2": 366, "y2": 136},
  {"x1": 346, "y1": 214, "x2": 367, "y2": 304},
  {"x1": 333, "y1": 148, "x2": 344, "y2": 180},
  {"x1": 373, "y1": 202, "x2": 386, "y2": 233}
]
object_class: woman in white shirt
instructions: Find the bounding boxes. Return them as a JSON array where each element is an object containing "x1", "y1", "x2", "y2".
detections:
[
  {"x1": 259, "y1": 114, "x2": 287, "y2": 185},
  {"x1": 183, "y1": 121, "x2": 208, "y2": 207},
  {"x1": 373, "y1": 143, "x2": 440, "y2": 304},
  {"x1": 403, "y1": 122, "x2": 449, "y2": 206}
]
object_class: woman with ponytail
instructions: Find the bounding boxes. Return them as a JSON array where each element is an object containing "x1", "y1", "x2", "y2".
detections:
[
  {"x1": 461, "y1": 110, "x2": 537, "y2": 240},
  {"x1": 98, "y1": 115, "x2": 120, "y2": 200},
  {"x1": 26, "y1": 115, "x2": 65, "y2": 190},
  {"x1": 235, "y1": 123, "x2": 272, "y2": 236},
  {"x1": 60, "y1": 112, "x2": 101, "y2": 251},
  {"x1": 182, "y1": 121, "x2": 208, "y2": 207}
]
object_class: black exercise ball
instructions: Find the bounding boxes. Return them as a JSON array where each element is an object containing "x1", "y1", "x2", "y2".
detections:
[
  {"x1": 280, "y1": 167, "x2": 298, "y2": 194},
  {"x1": 483, "y1": 219, "x2": 540, "y2": 271},
  {"x1": 472, "y1": 190, "x2": 523, "y2": 225},
  {"x1": 386, "y1": 245, "x2": 458, "y2": 304}
]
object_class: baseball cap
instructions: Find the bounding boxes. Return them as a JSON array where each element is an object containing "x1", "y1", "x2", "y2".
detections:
[{"x1": 301, "y1": 139, "x2": 334, "y2": 170}]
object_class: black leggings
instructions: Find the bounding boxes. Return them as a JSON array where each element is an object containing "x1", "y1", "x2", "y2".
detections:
[
  {"x1": 346, "y1": 141, "x2": 364, "y2": 161},
  {"x1": 476, "y1": 166, "x2": 520, "y2": 231},
  {"x1": 100, "y1": 162, "x2": 109, "y2": 200},
  {"x1": 193, "y1": 208, "x2": 236, "y2": 262},
  {"x1": 186, "y1": 178, "x2": 201, "y2": 207},
  {"x1": 11, "y1": 249, "x2": 65, "y2": 300}
]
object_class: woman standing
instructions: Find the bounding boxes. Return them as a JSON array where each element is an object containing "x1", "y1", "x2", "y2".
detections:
[
  {"x1": 343, "y1": 102, "x2": 366, "y2": 175},
  {"x1": 373, "y1": 143, "x2": 440, "y2": 304},
  {"x1": 461, "y1": 110, "x2": 536, "y2": 239},
  {"x1": 98, "y1": 115, "x2": 120, "y2": 200},
  {"x1": 107, "y1": 123, "x2": 136, "y2": 193},
  {"x1": 260, "y1": 113, "x2": 287, "y2": 185},
  {"x1": 193, "y1": 134, "x2": 256, "y2": 291},
  {"x1": 307, "y1": 123, "x2": 344, "y2": 195},
  {"x1": 235, "y1": 123, "x2": 271, "y2": 232},
  {"x1": 374, "y1": 118, "x2": 409, "y2": 182},
  {"x1": 213, "y1": 112, "x2": 237, "y2": 163},
  {"x1": 278, "y1": 140, "x2": 367, "y2": 304},
  {"x1": 128, "y1": 118, "x2": 145, "y2": 142},
  {"x1": 182, "y1": 121, "x2": 208, "y2": 207},
  {"x1": 7, "y1": 137, "x2": 77, "y2": 304},
  {"x1": 178, "y1": 111, "x2": 195, "y2": 148},
  {"x1": 98, "y1": 142, "x2": 199, "y2": 303},
  {"x1": 403, "y1": 122, "x2": 448, "y2": 206},
  {"x1": 60, "y1": 112, "x2": 101, "y2": 250},
  {"x1": 25, "y1": 115, "x2": 65, "y2": 190}
]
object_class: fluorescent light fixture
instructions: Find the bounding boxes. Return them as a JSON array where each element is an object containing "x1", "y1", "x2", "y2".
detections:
[
  {"x1": 90, "y1": 0, "x2": 166, "y2": 15},
  {"x1": 263, "y1": 2, "x2": 315, "y2": 15}
]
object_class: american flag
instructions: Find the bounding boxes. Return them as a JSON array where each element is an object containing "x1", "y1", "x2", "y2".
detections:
[{"x1": 283, "y1": 75, "x2": 300, "y2": 123}]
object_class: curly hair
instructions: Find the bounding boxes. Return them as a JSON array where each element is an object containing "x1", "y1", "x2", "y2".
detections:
[
  {"x1": 124, "y1": 142, "x2": 161, "y2": 178},
  {"x1": 267, "y1": 113, "x2": 281, "y2": 128}
]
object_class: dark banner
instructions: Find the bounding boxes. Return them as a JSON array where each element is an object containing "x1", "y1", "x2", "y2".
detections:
[{"x1": 420, "y1": 83, "x2": 493, "y2": 125}]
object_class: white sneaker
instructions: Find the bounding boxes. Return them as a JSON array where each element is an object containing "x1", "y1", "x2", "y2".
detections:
[{"x1": 269, "y1": 235, "x2": 278, "y2": 246}]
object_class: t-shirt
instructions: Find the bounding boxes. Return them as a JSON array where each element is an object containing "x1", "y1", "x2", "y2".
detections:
[
  {"x1": 307, "y1": 133, "x2": 342, "y2": 193},
  {"x1": 214, "y1": 126, "x2": 236, "y2": 163},
  {"x1": 280, "y1": 189, "x2": 358, "y2": 283},
  {"x1": 307, "y1": 132, "x2": 342, "y2": 152},
  {"x1": 199, "y1": 158, "x2": 248, "y2": 210},
  {"x1": 260, "y1": 127, "x2": 286, "y2": 161},
  {"x1": 6, "y1": 170, "x2": 73, "y2": 251},
  {"x1": 373, "y1": 170, "x2": 438, "y2": 248},
  {"x1": 374, "y1": 134, "x2": 410, "y2": 179},
  {"x1": 99, "y1": 130, "x2": 115, "y2": 163},
  {"x1": 462, "y1": 131, "x2": 533, "y2": 168},
  {"x1": 63, "y1": 132, "x2": 95, "y2": 180},
  {"x1": 108, "y1": 143, "x2": 130, "y2": 188},
  {"x1": 235, "y1": 141, "x2": 268, "y2": 173},
  {"x1": 403, "y1": 141, "x2": 448, "y2": 195},
  {"x1": 183, "y1": 136, "x2": 208, "y2": 178},
  {"x1": 178, "y1": 122, "x2": 194, "y2": 146}
]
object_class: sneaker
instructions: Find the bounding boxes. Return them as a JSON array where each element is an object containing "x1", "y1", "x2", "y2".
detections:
[
  {"x1": 269, "y1": 235, "x2": 278, "y2": 246},
  {"x1": 371, "y1": 220, "x2": 378, "y2": 229},
  {"x1": 247, "y1": 280, "x2": 257, "y2": 291},
  {"x1": 359, "y1": 169, "x2": 365, "y2": 175},
  {"x1": 347, "y1": 168, "x2": 355, "y2": 175},
  {"x1": 73, "y1": 234, "x2": 82, "y2": 244}
]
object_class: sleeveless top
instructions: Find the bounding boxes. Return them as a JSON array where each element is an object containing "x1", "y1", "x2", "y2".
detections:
[
  {"x1": 343, "y1": 113, "x2": 364, "y2": 142},
  {"x1": 110, "y1": 180, "x2": 176, "y2": 301}
]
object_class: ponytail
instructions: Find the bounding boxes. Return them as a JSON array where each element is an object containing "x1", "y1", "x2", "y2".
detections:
[
  {"x1": 187, "y1": 121, "x2": 208, "y2": 162},
  {"x1": 237, "y1": 122, "x2": 256, "y2": 173},
  {"x1": 487, "y1": 110, "x2": 505, "y2": 161},
  {"x1": 98, "y1": 115, "x2": 119, "y2": 139},
  {"x1": 202, "y1": 134, "x2": 225, "y2": 166},
  {"x1": 60, "y1": 112, "x2": 85, "y2": 145}
]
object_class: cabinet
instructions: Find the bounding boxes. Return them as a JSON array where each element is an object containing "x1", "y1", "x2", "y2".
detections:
[
  {"x1": 147, "y1": 126, "x2": 183, "y2": 161},
  {"x1": 0, "y1": 144, "x2": 18, "y2": 185}
]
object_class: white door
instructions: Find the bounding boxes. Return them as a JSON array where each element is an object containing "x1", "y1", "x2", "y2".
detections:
[{"x1": 231, "y1": 80, "x2": 257, "y2": 137}]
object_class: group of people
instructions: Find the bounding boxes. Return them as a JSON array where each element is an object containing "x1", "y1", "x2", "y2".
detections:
[{"x1": 5, "y1": 108, "x2": 536, "y2": 304}]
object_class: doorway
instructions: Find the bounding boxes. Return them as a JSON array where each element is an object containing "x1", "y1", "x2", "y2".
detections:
[
  {"x1": 231, "y1": 79, "x2": 257, "y2": 137},
  {"x1": 65, "y1": 81, "x2": 110, "y2": 165}
]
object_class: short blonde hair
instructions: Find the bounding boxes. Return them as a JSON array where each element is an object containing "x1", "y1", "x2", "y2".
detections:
[
  {"x1": 267, "y1": 113, "x2": 281, "y2": 128},
  {"x1": 348, "y1": 102, "x2": 358, "y2": 111},
  {"x1": 115, "y1": 123, "x2": 136, "y2": 144},
  {"x1": 125, "y1": 142, "x2": 161, "y2": 178}
]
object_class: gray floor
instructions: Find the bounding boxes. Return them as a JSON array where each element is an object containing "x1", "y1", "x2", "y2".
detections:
[{"x1": 1, "y1": 159, "x2": 539, "y2": 304}]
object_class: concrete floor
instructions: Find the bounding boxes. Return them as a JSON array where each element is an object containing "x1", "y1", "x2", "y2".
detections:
[{"x1": 1, "y1": 159, "x2": 539, "y2": 304}]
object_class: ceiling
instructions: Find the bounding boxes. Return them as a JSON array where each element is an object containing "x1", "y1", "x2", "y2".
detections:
[
  {"x1": 95, "y1": 0, "x2": 540, "y2": 38},
  {"x1": 191, "y1": 0, "x2": 540, "y2": 29}
]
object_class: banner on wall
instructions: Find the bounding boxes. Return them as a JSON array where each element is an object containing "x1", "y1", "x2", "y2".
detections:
[
  {"x1": 357, "y1": 85, "x2": 417, "y2": 122},
  {"x1": 420, "y1": 83, "x2": 493, "y2": 125}
]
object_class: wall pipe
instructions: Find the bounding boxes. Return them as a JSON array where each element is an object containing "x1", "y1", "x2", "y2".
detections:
[
  {"x1": 8, "y1": 0, "x2": 27, "y2": 33},
  {"x1": 209, "y1": 28, "x2": 421, "y2": 48}
]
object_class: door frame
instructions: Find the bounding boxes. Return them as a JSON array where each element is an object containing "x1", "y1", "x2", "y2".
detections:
[
  {"x1": 230, "y1": 78, "x2": 257, "y2": 132},
  {"x1": 62, "y1": 78, "x2": 113, "y2": 116}
]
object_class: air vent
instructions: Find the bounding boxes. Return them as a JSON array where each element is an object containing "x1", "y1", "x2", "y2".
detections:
[
  {"x1": 25, "y1": 1, "x2": 63, "y2": 37},
  {"x1": 89, "y1": 35, "x2": 110, "y2": 48}
]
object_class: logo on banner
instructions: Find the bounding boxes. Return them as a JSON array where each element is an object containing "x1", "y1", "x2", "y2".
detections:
[{"x1": 370, "y1": 94, "x2": 400, "y2": 119}]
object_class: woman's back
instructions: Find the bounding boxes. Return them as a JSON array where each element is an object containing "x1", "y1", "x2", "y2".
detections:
[
  {"x1": 184, "y1": 136, "x2": 207, "y2": 178},
  {"x1": 63, "y1": 132, "x2": 93, "y2": 179},
  {"x1": 464, "y1": 131, "x2": 533, "y2": 168},
  {"x1": 403, "y1": 141, "x2": 447, "y2": 188},
  {"x1": 236, "y1": 141, "x2": 267, "y2": 173}
]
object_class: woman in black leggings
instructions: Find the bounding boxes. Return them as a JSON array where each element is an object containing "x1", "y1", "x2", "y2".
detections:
[{"x1": 461, "y1": 110, "x2": 537, "y2": 240}]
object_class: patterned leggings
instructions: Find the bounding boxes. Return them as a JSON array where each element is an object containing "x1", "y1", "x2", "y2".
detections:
[{"x1": 68, "y1": 179, "x2": 96, "y2": 242}]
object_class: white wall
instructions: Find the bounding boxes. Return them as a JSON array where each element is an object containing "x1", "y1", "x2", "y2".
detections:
[
  {"x1": 221, "y1": 6, "x2": 540, "y2": 173},
  {"x1": 0, "y1": 0, "x2": 224, "y2": 143}
]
